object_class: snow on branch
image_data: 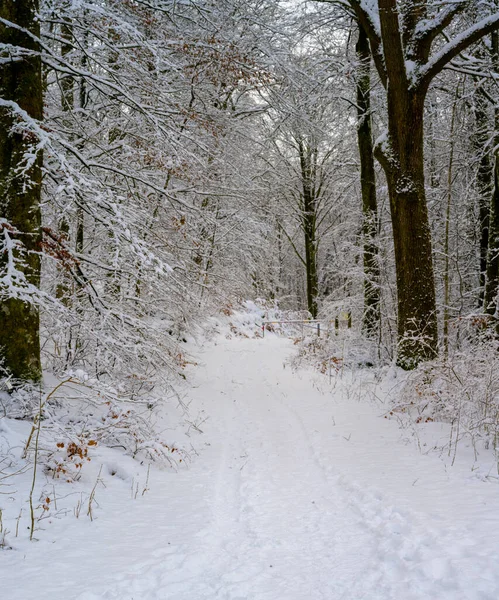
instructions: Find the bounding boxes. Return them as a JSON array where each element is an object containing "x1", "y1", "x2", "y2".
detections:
[
  {"x1": 412, "y1": 1, "x2": 467, "y2": 43},
  {"x1": 0, "y1": 99, "x2": 48, "y2": 177},
  {"x1": 416, "y1": 12, "x2": 499, "y2": 89},
  {"x1": 0, "y1": 221, "x2": 61, "y2": 313},
  {"x1": 346, "y1": 0, "x2": 386, "y2": 86}
]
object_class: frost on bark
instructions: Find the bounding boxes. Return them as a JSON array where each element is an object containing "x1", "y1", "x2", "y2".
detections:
[{"x1": 0, "y1": 0, "x2": 43, "y2": 382}]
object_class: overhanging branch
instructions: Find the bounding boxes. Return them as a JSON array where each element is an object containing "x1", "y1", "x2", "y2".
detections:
[{"x1": 417, "y1": 13, "x2": 499, "y2": 90}]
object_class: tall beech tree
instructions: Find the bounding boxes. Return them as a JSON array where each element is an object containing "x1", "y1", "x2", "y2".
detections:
[
  {"x1": 0, "y1": 0, "x2": 43, "y2": 382},
  {"x1": 338, "y1": 0, "x2": 499, "y2": 368}
]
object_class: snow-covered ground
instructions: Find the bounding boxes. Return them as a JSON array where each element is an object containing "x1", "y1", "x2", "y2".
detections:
[{"x1": 2, "y1": 332, "x2": 499, "y2": 599}]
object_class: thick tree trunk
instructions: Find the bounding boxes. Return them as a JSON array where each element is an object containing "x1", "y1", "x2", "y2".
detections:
[
  {"x1": 0, "y1": 0, "x2": 43, "y2": 382},
  {"x1": 376, "y1": 91, "x2": 438, "y2": 369},
  {"x1": 356, "y1": 25, "x2": 380, "y2": 337},
  {"x1": 371, "y1": 0, "x2": 438, "y2": 369},
  {"x1": 345, "y1": 0, "x2": 499, "y2": 364}
]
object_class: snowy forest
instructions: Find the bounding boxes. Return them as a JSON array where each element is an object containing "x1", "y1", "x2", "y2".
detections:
[{"x1": 2, "y1": 1, "x2": 499, "y2": 598}]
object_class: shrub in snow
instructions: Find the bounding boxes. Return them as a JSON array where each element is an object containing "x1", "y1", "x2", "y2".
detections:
[
  {"x1": 290, "y1": 327, "x2": 381, "y2": 374},
  {"x1": 9, "y1": 374, "x2": 190, "y2": 490},
  {"x1": 205, "y1": 298, "x2": 311, "y2": 339},
  {"x1": 395, "y1": 341, "x2": 499, "y2": 462}
]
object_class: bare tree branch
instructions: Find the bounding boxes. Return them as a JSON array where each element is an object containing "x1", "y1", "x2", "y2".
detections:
[{"x1": 418, "y1": 13, "x2": 499, "y2": 89}]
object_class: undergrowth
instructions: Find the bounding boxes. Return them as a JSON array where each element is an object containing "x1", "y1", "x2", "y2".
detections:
[{"x1": 392, "y1": 341, "x2": 499, "y2": 467}]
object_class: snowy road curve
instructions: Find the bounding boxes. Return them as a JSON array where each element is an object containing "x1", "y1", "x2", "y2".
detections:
[{"x1": 3, "y1": 336, "x2": 499, "y2": 599}]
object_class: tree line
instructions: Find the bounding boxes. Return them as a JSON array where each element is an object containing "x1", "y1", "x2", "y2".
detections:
[{"x1": 1, "y1": 0, "x2": 499, "y2": 391}]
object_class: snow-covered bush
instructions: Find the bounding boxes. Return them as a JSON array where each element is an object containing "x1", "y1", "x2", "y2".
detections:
[
  {"x1": 204, "y1": 298, "x2": 311, "y2": 340},
  {"x1": 289, "y1": 325, "x2": 383, "y2": 375},
  {"x1": 394, "y1": 341, "x2": 499, "y2": 460},
  {"x1": 4, "y1": 374, "x2": 190, "y2": 488}
]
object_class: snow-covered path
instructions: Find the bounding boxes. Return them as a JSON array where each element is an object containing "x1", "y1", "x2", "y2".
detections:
[{"x1": 3, "y1": 335, "x2": 499, "y2": 599}]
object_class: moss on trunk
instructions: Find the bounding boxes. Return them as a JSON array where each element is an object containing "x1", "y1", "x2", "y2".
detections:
[{"x1": 0, "y1": 0, "x2": 43, "y2": 382}]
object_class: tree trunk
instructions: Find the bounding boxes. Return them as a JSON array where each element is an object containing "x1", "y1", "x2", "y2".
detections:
[
  {"x1": 484, "y1": 29, "x2": 499, "y2": 322},
  {"x1": 472, "y1": 86, "x2": 493, "y2": 302},
  {"x1": 0, "y1": 0, "x2": 43, "y2": 382},
  {"x1": 443, "y1": 84, "x2": 460, "y2": 356},
  {"x1": 345, "y1": 0, "x2": 499, "y2": 364},
  {"x1": 56, "y1": 17, "x2": 74, "y2": 304},
  {"x1": 370, "y1": 0, "x2": 438, "y2": 369},
  {"x1": 484, "y1": 153, "x2": 499, "y2": 318},
  {"x1": 356, "y1": 24, "x2": 380, "y2": 338},
  {"x1": 303, "y1": 211, "x2": 318, "y2": 318},
  {"x1": 298, "y1": 141, "x2": 319, "y2": 318},
  {"x1": 484, "y1": 158, "x2": 499, "y2": 317},
  {"x1": 376, "y1": 90, "x2": 438, "y2": 369}
]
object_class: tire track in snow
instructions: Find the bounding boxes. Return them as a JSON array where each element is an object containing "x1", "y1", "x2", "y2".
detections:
[
  {"x1": 219, "y1": 342, "x2": 378, "y2": 600},
  {"x1": 216, "y1": 338, "x2": 499, "y2": 600}
]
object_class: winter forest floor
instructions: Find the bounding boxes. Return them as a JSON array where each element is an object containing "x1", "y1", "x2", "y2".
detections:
[{"x1": 3, "y1": 333, "x2": 499, "y2": 599}]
